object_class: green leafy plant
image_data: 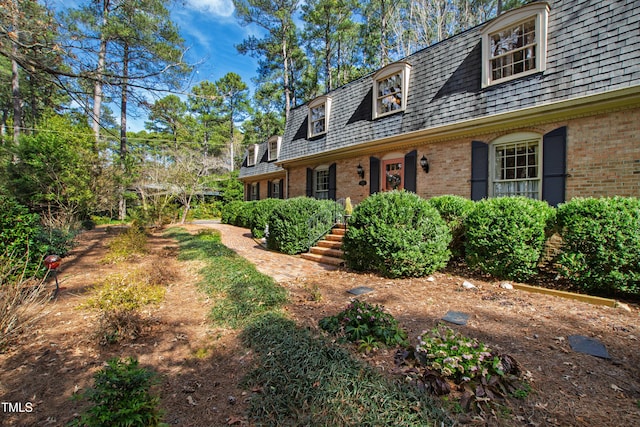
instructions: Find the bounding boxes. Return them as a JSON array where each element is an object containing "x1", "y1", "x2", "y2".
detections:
[
  {"x1": 69, "y1": 357, "x2": 166, "y2": 427},
  {"x1": 556, "y1": 197, "x2": 640, "y2": 296},
  {"x1": 428, "y1": 195, "x2": 475, "y2": 258},
  {"x1": 415, "y1": 324, "x2": 504, "y2": 383},
  {"x1": 464, "y1": 196, "x2": 555, "y2": 281},
  {"x1": 343, "y1": 190, "x2": 451, "y2": 278},
  {"x1": 0, "y1": 196, "x2": 45, "y2": 276},
  {"x1": 397, "y1": 324, "x2": 526, "y2": 412},
  {"x1": 319, "y1": 299, "x2": 408, "y2": 348}
]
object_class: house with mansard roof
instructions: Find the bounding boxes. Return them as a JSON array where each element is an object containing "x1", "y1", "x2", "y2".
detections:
[{"x1": 239, "y1": 0, "x2": 640, "y2": 206}]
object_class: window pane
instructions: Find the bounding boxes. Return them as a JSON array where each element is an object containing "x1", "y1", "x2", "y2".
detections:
[
  {"x1": 493, "y1": 139, "x2": 540, "y2": 199},
  {"x1": 489, "y1": 18, "x2": 537, "y2": 82},
  {"x1": 377, "y1": 72, "x2": 403, "y2": 114},
  {"x1": 315, "y1": 169, "x2": 329, "y2": 199},
  {"x1": 311, "y1": 104, "x2": 326, "y2": 134}
]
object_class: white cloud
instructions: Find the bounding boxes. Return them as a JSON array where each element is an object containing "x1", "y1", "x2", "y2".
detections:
[{"x1": 186, "y1": 0, "x2": 235, "y2": 17}]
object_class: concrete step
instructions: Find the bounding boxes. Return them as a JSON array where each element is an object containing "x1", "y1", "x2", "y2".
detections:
[
  {"x1": 310, "y1": 246, "x2": 344, "y2": 258},
  {"x1": 300, "y1": 252, "x2": 344, "y2": 266}
]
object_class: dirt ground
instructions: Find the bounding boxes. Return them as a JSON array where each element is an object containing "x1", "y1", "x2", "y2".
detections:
[{"x1": 1, "y1": 225, "x2": 639, "y2": 426}]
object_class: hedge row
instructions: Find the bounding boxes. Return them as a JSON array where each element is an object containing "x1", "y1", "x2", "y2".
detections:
[
  {"x1": 221, "y1": 197, "x2": 342, "y2": 254},
  {"x1": 221, "y1": 194, "x2": 640, "y2": 297}
]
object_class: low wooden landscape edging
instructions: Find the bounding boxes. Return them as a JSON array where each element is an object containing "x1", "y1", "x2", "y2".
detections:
[{"x1": 510, "y1": 283, "x2": 618, "y2": 307}]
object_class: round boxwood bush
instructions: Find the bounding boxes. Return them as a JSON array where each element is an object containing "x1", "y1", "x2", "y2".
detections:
[
  {"x1": 250, "y1": 198, "x2": 285, "y2": 238},
  {"x1": 342, "y1": 190, "x2": 451, "y2": 278},
  {"x1": 556, "y1": 197, "x2": 640, "y2": 296},
  {"x1": 428, "y1": 195, "x2": 475, "y2": 258},
  {"x1": 464, "y1": 197, "x2": 555, "y2": 282},
  {"x1": 266, "y1": 197, "x2": 342, "y2": 255}
]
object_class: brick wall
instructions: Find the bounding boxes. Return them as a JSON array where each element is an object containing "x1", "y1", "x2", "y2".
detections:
[
  {"x1": 277, "y1": 107, "x2": 640, "y2": 203},
  {"x1": 566, "y1": 109, "x2": 640, "y2": 199}
]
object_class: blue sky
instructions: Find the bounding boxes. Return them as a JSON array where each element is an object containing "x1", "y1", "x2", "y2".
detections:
[{"x1": 170, "y1": 0, "x2": 262, "y2": 92}]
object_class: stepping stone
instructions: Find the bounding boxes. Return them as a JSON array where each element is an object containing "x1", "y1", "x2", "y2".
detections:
[
  {"x1": 568, "y1": 335, "x2": 610, "y2": 359},
  {"x1": 442, "y1": 310, "x2": 469, "y2": 326},
  {"x1": 347, "y1": 286, "x2": 374, "y2": 295}
]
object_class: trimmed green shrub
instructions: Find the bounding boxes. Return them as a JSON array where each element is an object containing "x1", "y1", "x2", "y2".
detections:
[
  {"x1": 465, "y1": 197, "x2": 555, "y2": 281},
  {"x1": 343, "y1": 190, "x2": 451, "y2": 278},
  {"x1": 266, "y1": 197, "x2": 342, "y2": 255},
  {"x1": 221, "y1": 200, "x2": 245, "y2": 225},
  {"x1": 250, "y1": 198, "x2": 285, "y2": 238},
  {"x1": 556, "y1": 197, "x2": 640, "y2": 296},
  {"x1": 428, "y1": 195, "x2": 475, "y2": 258},
  {"x1": 235, "y1": 201, "x2": 257, "y2": 228}
]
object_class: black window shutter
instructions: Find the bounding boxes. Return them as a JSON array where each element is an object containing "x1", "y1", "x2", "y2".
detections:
[
  {"x1": 542, "y1": 126, "x2": 567, "y2": 207},
  {"x1": 256, "y1": 182, "x2": 260, "y2": 201},
  {"x1": 471, "y1": 141, "x2": 488, "y2": 200},
  {"x1": 370, "y1": 156, "x2": 380, "y2": 195},
  {"x1": 328, "y1": 163, "x2": 337, "y2": 200},
  {"x1": 306, "y1": 168, "x2": 313, "y2": 197},
  {"x1": 279, "y1": 179, "x2": 285, "y2": 199},
  {"x1": 404, "y1": 150, "x2": 417, "y2": 193},
  {"x1": 245, "y1": 184, "x2": 250, "y2": 201},
  {"x1": 267, "y1": 180, "x2": 272, "y2": 198}
]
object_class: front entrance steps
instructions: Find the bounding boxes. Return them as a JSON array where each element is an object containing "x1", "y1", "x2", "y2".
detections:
[{"x1": 301, "y1": 225, "x2": 346, "y2": 266}]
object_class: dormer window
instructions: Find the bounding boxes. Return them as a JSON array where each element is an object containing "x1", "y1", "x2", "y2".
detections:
[
  {"x1": 247, "y1": 144, "x2": 258, "y2": 167},
  {"x1": 308, "y1": 96, "x2": 332, "y2": 137},
  {"x1": 268, "y1": 136, "x2": 281, "y2": 161},
  {"x1": 481, "y1": 2, "x2": 549, "y2": 87},
  {"x1": 373, "y1": 62, "x2": 411, "y2": 119}
]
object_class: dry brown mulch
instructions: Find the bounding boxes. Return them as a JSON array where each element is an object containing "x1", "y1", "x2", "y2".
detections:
[{"x1": 1, "y1": 226, "x2": 639, "y2": 426}]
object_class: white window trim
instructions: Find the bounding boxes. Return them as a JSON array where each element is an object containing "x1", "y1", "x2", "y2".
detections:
[
  {"x1": 247, "y1": 144, "x2": 258, "y2": 167},
  {"x1": 267, "y1": 136, "x2": 281, "y2": 161},
  {"x1": 308, "y1": 96, "x2": 332, "y2": 138},
  {"x1": 481, "y1": 2, "x2": 550, "y2": 88},
  {"x1": 489, "y1": 132, "x2": 543, "y2": 199},
  {"x1": 372, "y1": 61, "x2": 412, "y2": 119}
]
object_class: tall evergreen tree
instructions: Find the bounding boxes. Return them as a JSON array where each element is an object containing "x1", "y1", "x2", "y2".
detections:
[{"x1": 234, "y1": 0, "x2": 300, "y2": 121}]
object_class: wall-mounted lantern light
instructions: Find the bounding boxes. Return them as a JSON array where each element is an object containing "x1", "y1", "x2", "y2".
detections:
[
  {"x1": 420, "y1": 155, "x2": 430, "y2": 173},
  {"x1": 357, "y1": 163, "x2": 365, "y2": 179}
]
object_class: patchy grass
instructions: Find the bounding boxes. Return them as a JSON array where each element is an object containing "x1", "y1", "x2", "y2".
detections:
[
  {"x1": 165, "y1": 228, "x2": 287, "y2": 328},
  {"x1": 102, "y1": 227, "x2": 148, "y2": 263},
  {"x1": 81, "y1": 271, "x2": 166, "y2": 345}
]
